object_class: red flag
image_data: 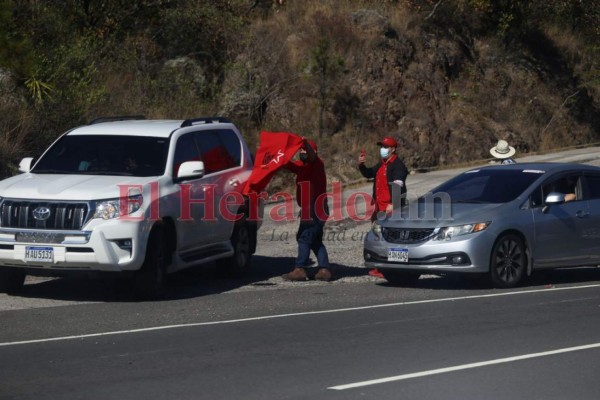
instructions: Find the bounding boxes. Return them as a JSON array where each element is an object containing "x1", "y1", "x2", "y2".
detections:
[{"x1": 242, "y1": 131, "x2": 304, "y2": 195}]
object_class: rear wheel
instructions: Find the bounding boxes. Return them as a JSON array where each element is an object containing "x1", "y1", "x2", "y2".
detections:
[
  {"x1": 490, "y1": 234, "x2": 527, "y2": 288},
  {"x1": 0, "y1": 269, "x2": 26, "y2": 294},
  {"x1": 132, "y1": 228, "x2": 168, "y2": 300},
  {"x1": 380, "y1": 269, "x2": 421, "y2": 286},
  {"x1": 217, "y1": 218, "x2": 252, "y2": 278}
]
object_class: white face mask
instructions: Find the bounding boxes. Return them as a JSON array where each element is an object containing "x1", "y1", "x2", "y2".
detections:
[{"x1": 380, "y1": 147, "x2": 391, "y2": 159}]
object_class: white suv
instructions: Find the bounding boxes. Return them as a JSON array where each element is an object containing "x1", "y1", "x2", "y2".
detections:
[{"x1": 0, "y1": 116, "x2": 262, "y2": 299}]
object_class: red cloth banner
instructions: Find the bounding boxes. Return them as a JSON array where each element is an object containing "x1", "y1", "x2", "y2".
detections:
[{"x1": 242, "y1": 131, "x2": 304, "y2": 195}]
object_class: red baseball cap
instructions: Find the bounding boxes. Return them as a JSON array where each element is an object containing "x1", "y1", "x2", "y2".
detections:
[{"x1": 377, "y1": 137, "x2": 397, "y2": 147}]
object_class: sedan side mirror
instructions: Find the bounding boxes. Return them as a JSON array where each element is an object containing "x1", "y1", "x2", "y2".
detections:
[
  {"x1": 542, "y1": 192, "x2": 566, "y2": 213},
  {"x1": 545, "y1": 192, "x2": 566, "y2": 205}
]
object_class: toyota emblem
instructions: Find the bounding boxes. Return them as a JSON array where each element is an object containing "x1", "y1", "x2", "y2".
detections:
[{"x1": 32, "y1": 206, "x2": 51, "y2": 220}]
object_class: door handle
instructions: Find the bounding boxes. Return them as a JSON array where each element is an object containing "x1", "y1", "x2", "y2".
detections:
[
  {"x1": 575, "y1": 210, "x2": 589, "y2": 218},
  {"x1": 229, "y1": 179, "x2": 240, "y2": 187}
]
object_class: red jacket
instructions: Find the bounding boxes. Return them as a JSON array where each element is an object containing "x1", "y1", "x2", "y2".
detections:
[
  {"x1": 287, "y1": 157, "x2": 328, "y2": 220},
  {"x1": 359, "y1": 155, "x2": 408, "y2": 208}
]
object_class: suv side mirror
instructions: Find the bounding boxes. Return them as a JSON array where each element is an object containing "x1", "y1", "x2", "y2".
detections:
[
  {"x1": 176, "y1": 161, "x2": 205, "y2": 181},
  {"x1": 18, "y1": 157, "x2": 35, "y2": 173}
]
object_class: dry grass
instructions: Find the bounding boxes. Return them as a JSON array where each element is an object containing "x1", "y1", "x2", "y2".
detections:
[
  {"x1": 0, "y1": 107, "x2": 33, "y2": 177},
  {"x1": 1, "y1": 0, "x2": 598, "y2": 183}
]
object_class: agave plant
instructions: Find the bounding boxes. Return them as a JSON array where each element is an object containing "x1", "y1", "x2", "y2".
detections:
[{"x1": 24, "y1": 76, "x2": 54, "y2": 105}]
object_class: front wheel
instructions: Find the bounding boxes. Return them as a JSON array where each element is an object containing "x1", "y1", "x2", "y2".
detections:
[
  {"x1": 132, "y1": 228, "x2": 169, "y2": 300},
  {"x1": 217, "y1": 219, "x2": 252, "y2": 278},
  {"x1": 489, "y1": 234, "x2": 527, "y2": 288}
]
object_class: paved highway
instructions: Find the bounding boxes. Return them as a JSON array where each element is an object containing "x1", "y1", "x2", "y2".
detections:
[
  {"x1": 2, "y1": 147, "x2": 600, "y2": 399},
  {"x1": 2, "y1": 278, "x2": 600, "y2": 399}
]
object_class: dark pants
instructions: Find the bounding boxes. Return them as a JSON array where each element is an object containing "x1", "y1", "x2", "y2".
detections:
[{"x1": 295, "y1": 217, "x2": 330, "y2": 269}]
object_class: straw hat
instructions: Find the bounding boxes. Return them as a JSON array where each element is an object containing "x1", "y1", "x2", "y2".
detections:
[{"x1": 490, "y1": 140, "x2": 516, "y2": 159}]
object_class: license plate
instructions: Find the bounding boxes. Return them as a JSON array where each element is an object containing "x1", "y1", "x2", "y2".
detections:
[
  {"x1": 388, "y1": 248, "x2": 408, "y2": 263},
  {"x1": 25, "y1": 246, "x2": 54, "y2": 263}
]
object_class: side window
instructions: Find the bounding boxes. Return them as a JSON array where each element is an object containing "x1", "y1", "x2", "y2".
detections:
[
  {"x1": 195, "y1": 131, "x2": 238, "y2": 174},
  {"x1": 219, "y1": 129, "x2": 242, "y2": 166},
  {"x1": 172, "y1": 134, "x2": 200, "y2": 177},
  {"x1": 540, "y1": 173, "x2": 581, "y2": 204},
  {"x1": 584, "y1": 174, "x2": 600, "y2": 199}
]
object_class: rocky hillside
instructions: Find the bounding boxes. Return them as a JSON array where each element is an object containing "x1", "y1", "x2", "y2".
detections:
[
  {"x1": 221, "y1": 1, "x2": 600, "y2": 185},
  {"x1": 1, "y1": 1, "x2": 599, "y2": 184}
]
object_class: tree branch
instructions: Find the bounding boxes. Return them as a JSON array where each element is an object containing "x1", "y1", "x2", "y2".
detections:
[
  {"x1": 540, "y1": 89, "x2": 581, "y2": 137},
  {"x1": 425, "y1": 0, "x2": 445, "y2": 21}
]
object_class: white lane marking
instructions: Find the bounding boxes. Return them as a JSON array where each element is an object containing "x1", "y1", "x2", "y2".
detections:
[
  {"x1": 1, "y1": 283, "x2": 599, "y2": 347},
  {"x1": 329, "y1": 342, "x2": 600, "y2": 390}
]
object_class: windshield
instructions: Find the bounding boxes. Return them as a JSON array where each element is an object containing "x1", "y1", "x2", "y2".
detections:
[
  {"x1": 32, "y1": 135, "x2": 170, "y2": 177},
  {"x1": 430, "y1": 169, "x2": 544, "y2": 203}
]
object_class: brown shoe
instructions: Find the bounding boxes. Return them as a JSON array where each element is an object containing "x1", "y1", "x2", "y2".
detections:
[
  {"x1": 315, "y1": 268, "x2": 332, "y2": 282},
  {"x1": 282, "y1": 267, "x2": 308, "y2": 281}
]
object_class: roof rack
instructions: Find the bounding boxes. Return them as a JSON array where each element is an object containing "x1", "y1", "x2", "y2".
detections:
[
  {"x1": 180, "y1": 117, "x2": 231, "y2": 127},
  {"x1": 88, "y1": 115, "x2": 146, "y2": 124}
]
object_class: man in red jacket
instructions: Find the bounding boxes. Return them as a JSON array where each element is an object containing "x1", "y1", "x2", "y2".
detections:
[
  {"x1": 358, "y1": 136, "x2": 408, "y2": 279},
  {"x1": 282, "y1": 139, "x2": 332, "y2": 282},
  {"x1": 358, "y1": 136, "x2": 408, "y2": 220}
]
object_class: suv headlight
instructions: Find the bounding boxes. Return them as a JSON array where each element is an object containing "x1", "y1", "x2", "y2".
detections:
[
  {"x1": 93, "y1": 194, "x2": 143, "y2": 220},
  {"x1": 434, "y1": 222, "x2": 490, "y2": 241}
]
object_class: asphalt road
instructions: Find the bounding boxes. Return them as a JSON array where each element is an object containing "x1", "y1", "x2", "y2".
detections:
[
  {"x1": 2, "y1": 146, "x2": 600, "y2": 399},
  {"x1": 2, "y1": 277, "x2": 600, "y2": 399}
]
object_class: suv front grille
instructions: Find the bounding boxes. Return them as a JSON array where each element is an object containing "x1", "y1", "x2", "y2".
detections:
[
  {"x1": 0, "y1": 200, "x2": 90, "y2": 230},
  {"x1": 382, "y1": 227, "x2": 436, "y2": 244}
]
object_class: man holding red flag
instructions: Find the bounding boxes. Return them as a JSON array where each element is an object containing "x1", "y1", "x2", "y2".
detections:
[
  {"x1": 243, "y1": 132, "x2": 331, "y2": 281},
  {"x1": 282, "y1": 138, "x2": 331, "y2": 282}
]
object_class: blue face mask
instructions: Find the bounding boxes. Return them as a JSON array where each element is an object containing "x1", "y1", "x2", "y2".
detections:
[{"x1": 380, "y1": 147, "x2": 391, "y2": 159}]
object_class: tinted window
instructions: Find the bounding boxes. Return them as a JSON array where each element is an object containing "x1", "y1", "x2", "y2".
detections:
[
  {"x1": 33, "y1": 135, "x2": 169, "y2": 177},
  {"x1": 173, "y1": 134, "x2": 200, "y2": 177},
  {"x1": 433, "y1": 169, "x2": 543, "y2": 203},
  {"x1": 218, "y1": 129, "x2": 242, "y2": 166},
  {"x1": 543, "y1": 175, "x2": 579, "y2": 199},
  {"x1": 530, "y1": 173, "x2": 581, "y2": 207},
  {"x1": 447, "y1": 175, "x2": 489, "y2": 201},
  {"x1": 584, "y1": 174, "x2": 600, "y2": 199},
  {"x1": 195, "y1": 130, "x2": 239, "y2": 174}
]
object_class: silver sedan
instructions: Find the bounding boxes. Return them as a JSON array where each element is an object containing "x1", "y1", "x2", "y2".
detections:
[{"x1": 363, "y1": 162, "x2": 600, "y2": 287}]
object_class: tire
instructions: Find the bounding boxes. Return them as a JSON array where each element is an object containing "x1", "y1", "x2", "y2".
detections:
[
  {"x1": 132, "y1": 228, "x2": 168, "y2": 300},
  {"x1": 380, "y1": 269, "x2": 421, "y2": 286},
  {"x1": 217, "y1": 218, "x2": 252, "y2": 278},
  {"x1": 489, "y1": 234, "x2": 527, "y2": 288},
  {"x1": 0, "y1": 269, "x2": 26, "y2": 294}
]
